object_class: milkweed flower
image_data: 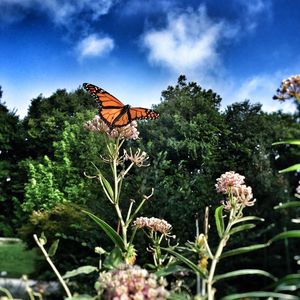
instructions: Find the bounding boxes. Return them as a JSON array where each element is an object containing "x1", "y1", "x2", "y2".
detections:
[
  {"x1": 273, "y1": 74, "x2": 300, "y2": 101},
  {"x1": 97, "y1": 264, "x2": 169, "y2": 300},
  {"x1": 123, "y1": 148, "x2": 149, "y2": 167},
  {"x1": 133, "y1": 217, "x2": 172, "y2": 236},
  {"x1": 216, "y1": 171, "x2": 256, "y2": 211},
  {"x1": 215, "y1": 171, "x2": 245, "y2": 194},
  {"x1": 84, "y1": 115, "x2": 140, "y2": 140}
]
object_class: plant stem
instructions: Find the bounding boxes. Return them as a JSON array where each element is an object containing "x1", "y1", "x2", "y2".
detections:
[{"x1": 33, "y1": 234, "x2": 72, "y2": 299}]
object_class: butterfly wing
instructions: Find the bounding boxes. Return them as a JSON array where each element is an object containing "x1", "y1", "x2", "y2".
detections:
[
  {"x1": 128, "y1": 107, "x2": 159, "y2": 122},
  {"x1": 83, "y1": 83, "x2": 126, "y2": 128},
  {"x1": 83, "y1": 83, "x2": 159, "y2": 128}
]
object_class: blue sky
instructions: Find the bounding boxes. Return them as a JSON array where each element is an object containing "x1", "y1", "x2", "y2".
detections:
[{"x1": 0, "y1": 0, "x2": 299, "y2": 118}]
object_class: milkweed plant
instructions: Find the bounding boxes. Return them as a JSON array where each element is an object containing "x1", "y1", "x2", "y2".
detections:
[{"x1": 8, "y1": 78, "x2": 300, "y2": 300}]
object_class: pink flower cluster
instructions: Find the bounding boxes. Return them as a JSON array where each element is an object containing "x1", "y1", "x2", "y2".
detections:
[
  {"x1": 215, "y1": 171, "x2": 245, "y2": 194},
  {"x1": 133, "y1": 217, "x2": 172, "y2": 235},
  {"x1": 273, "y1": 74, "x2": 300, "y2": 101},
  {"x1": 216, "y1": 171, "x2": 256, "y2": 209},
  {"x1": 84, "y1": 115, "x2": 140, "y2": 140},
  {"x1": 98, "y1": 264, "x2": 169, "y2": 300}
]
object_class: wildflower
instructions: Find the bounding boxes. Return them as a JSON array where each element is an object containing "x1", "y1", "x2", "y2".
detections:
[
  {"x1": 273, "y1": 75, "x2": 300, "y2": 101},
  {"x1": 97, "y1": 264, "x2": 169, "y2": 300},
  {"x1": 133, "y1": 217, "x2": 172, "y2": 236},
  {"x1": 84, "y1": 115, "x2": 139, "y2": 140},
  {"x1": 232, "y1": 185, "x2": 256, "y2": 207},
  {"x1": 215, "y1": 171, "x2": 245, "y2": 194},
  {"x1": 123, "y1": 148, "x2": 149, "y2": 167}
]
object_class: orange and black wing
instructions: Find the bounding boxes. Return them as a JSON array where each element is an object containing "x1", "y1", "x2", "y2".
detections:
[{"x1": 83, "y1": 83, "x2": 126, "y2": 128}]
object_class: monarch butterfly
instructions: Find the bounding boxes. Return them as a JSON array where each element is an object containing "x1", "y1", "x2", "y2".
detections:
[{"x1": 83, "y1": 83, "x2": 159, "y2": 129}]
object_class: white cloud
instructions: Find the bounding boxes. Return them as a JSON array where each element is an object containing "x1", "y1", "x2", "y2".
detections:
[
  {"x1": 142, "y1": 5, "x2": 238, "y2": 78},
  {"x1": 0, "y1": 0, "x2": 116, "y2": 26},
  {"x1": 235, "y1": 0, "x2": 272, "y2": 32},
  {"x1": 76, "y1": 34, "x2": 114, "y2": 59},
  {"x1": 220, "y1": 73, "x2": 296, "y2": 114}
]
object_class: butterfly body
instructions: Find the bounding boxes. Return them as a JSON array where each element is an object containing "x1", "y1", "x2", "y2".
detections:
[{"x1": 83, "y1": 83, "x2": 159, "y2": 129}]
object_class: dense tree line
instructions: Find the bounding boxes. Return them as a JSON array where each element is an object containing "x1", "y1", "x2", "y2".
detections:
[{"x1": 0, "y1": 77, "x2": 299, "y2": 292}]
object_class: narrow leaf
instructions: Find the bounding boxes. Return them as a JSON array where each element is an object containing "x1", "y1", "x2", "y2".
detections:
[
  {"x1": 221, "y1": 291, "x2": 298, "y2": 300},
  {"x1": 63, "y1": 265, "x2": 98, "y2": 279},
  {"x1": 274, "y1": 201, "x2": 300, "y2": 210},
  {"x1": 161, "y1": 247, "x2": 206, "y2": 278},
  {"x1": 82, "y1": 210, "x2": 125, "y2": 251},
  {"x1": 229, "y1": 224, "x2": 256, "y2": 235},
  {"x1": 48, "y1": 239, "x2": 59, "y2": 257},
  {"x1": 272, "y1": 274, "x2": 300, "y2": 290},
  {"x1": 99, "y1": 174, "x2": 114, "y2": 200},
  {"x1": 221, "y1": 243, "x2": 268, "y2": 259},
  {"x1": 270, "y1": 230, "x2": 300, "y2": 243},
  {"x1": 279, "y1": 164, "x2": 300, "y2": 173},
  {"x1": 215, "y1": 205, "x2": 225, "y2": 238},
  {"x1": 232, "y1": 216, "x2": 264, "y2": 225},
  {"x1": 214, "y1": 269, "x2": 276, "y2": 282},
  {"x1": 272, "y1": 140, "x2": 300, "y2": 145}
]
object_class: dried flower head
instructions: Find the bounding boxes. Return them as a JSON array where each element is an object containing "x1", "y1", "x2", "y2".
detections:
[
  {"x1": 84, "y1": 115, "x2": 140, "y2": 140},
  {"x1": 215, "y1": 171, "x2": 245, "y2": 194},
  {"x1": 124, "y1": 148, "x2": 149, "y2": 167},
  {"x1": 133, "y1": 217, "x2": 172, "y2": 236},
  {"x1": 97, "y1": 264, "x2": 169, "y2": 300},
  {"x1": 273, "y1": 75, "x2": 300, "y2": 101}
]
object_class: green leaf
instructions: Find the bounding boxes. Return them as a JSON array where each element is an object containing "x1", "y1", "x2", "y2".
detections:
[
  {"x1": 229, "y1": 224, "x2": 256, "y2": 235},
  {"x1": 48, "y1": 239, "x2": 59, "y2": 257},
  {"x1": 63, "y1": 265, "x2": 98, "y2": 279},
  {"x1": 98, "y1": 174, "x2": 114, "y2": 200},
  {"x1": 221, "y1": 291, "x2": 298, "y2": 300},
  {"x1": 272, "y1": 139, "x2": 300, "y2": 145},
  {"x1": 279, "y1": 163, "x2": 300, "y2": 173},
  {"x1": 221, "y1": 243, "x2": 268, "y2": 259},
  {"x1": 270, "y1": 230, "x2": 300, "y2": 243},
  {"x1": 161, "y1": 247, "x2": 206, "y2": 278},
  {"x1": 232, "y1": 216, "x2": 264, "y2": 225},
  {"x1": 274, "y1": 201, "x2": 300, "y2": 210},
  {"x1": 103, "y1": 247, "x2": 123, "y2": 269},
  {"x1": 215, "y1": 205, "x2": 225, "y2": 238},
  {"x1": 214, "y1": 269, "x2": 276, "y2": 282},
  {"x1": 167, "y1": 291, "x2": 192, "y2": 300},
  {"x1": 155, "y1": 264, "x2": 189, "y2": 277},
  {"x1": 273, "y1": 274, "x2": 300, "y2": 291},
  {"x1": 82, "y1": 210, "x2": 125, "y2": 251},
  {"x1": 65, "y1": 295, "x2": 95, "y2": 300}
]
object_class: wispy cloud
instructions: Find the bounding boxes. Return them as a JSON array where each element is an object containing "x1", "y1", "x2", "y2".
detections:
[
  {"x1": 142, "y1": 5, "x2": 238, "y2": 78},
  {"x1": 0, "y1": 0, "x2": 116, "y2": 26},
  {"x1": 76, "y1": 34, "x2": 114, "y2": 60},
  {"x1": 235, "y1": 0, "x2": 272, "y2": 32}
]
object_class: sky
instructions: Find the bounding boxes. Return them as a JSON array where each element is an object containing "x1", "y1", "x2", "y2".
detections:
[{"x1": 0, "y1": 0, "x2": 299, "y2": 118}]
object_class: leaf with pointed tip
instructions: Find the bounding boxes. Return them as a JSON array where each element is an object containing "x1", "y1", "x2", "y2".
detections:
[
  {"x1": 232, "y1": 216, "x2": 264, "y2": 225},
  {"x1": 161, "y1": 247, "x2": 206, "y2": 278},
  {"x1": 48, "y1": 239, "x2": 59, "y2": 257},
  {"x1": 221, "y1": 291, "x2": 298, "y2": 300},
  {"x1": 274, "y1": 201, "x2": 300, "y2": 210},
  {"x1": 63, "y1": 265, "x2": 98, "y2": 279},
  {"x1": 270, "y1": 230, "x2": 300, "y2": 243},
  {"x1": 82, "y1": 210, "x2": 125, "y2": 251},
  {"x1": 229, "y1": 224, "x2": 256, "y2": 235},
  {"x1": 272, "y1": 140, "x2": 300, "y2": 145},
  {"x1": 279, "y1": 163, "x2": 300, "y2": 173},
  {"x1": 215, "y1": 205, "x2": 225, "y2": 238},
  {"x1": 221, "y1": 243, "x2": 269, "y2": 259},
  {"x1": 214, "y1": 269, "x2": 276, "y2": 282}
]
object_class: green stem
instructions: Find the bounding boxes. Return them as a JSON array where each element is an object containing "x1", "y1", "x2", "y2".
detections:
[{"x1": 33, "y1": 234, "x2": 72, "y2": 299}]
